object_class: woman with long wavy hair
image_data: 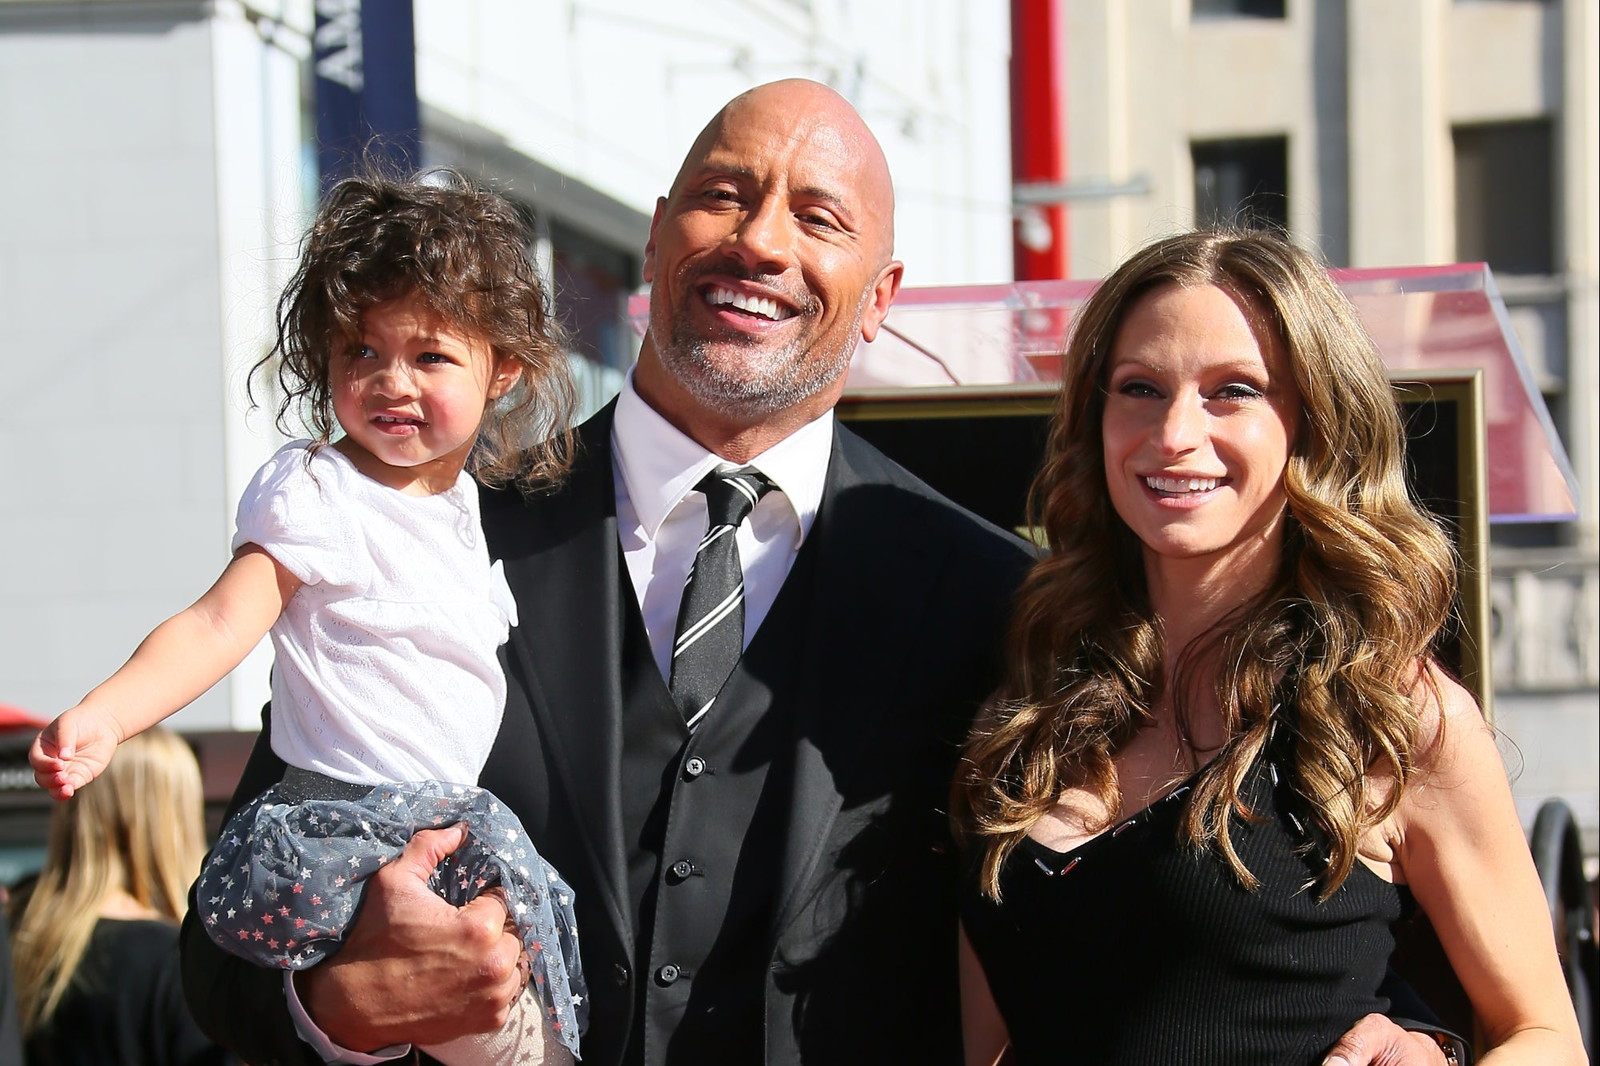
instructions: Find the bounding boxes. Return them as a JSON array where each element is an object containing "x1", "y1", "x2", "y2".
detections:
[
  {"x1": 10, "y1": 727, "x2": 233, "y2": 1065},
  {"x1": 954, "y1": 230, "x2": 1581, "y2": 1065}
]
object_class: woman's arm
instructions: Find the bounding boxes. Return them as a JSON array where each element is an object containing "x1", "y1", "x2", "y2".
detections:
[
  {"x1": 959, "y1": 922, "x2": 1012, "y2": 1066},
  {"x1": 1391, "y1": 667, "x2": 1585, "y2": 1065},
  {"x1": 31, "y1": 544, "x2": 300, "y2": 798}
]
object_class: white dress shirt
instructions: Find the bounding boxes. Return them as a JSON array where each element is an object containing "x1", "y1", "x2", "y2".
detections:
[{"x1": 612, "y1": 371, "x2": 833, "y2": 681}]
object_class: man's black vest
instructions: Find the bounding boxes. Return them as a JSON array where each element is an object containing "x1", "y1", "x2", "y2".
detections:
[{"x1": 616, "y1": 535, "x2": 820, "y2": 1066}]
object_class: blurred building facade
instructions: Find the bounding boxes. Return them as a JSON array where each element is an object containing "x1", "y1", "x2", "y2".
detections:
[
  {"x1": 0, "y1": 0, "x2": 1011, "y2": 739},
  {"x1": 1048, "y1": 0, "x2": 1597, "y2": 846}
]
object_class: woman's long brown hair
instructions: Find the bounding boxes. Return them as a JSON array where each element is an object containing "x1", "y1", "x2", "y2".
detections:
[{"x1": 954, "y1": 230, "x2": 1458, "y2": 901}]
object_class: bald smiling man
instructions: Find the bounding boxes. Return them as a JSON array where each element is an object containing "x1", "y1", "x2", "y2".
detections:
[{"x1": 181, "y1": 81, "x2": 1451, "y2": 1066}]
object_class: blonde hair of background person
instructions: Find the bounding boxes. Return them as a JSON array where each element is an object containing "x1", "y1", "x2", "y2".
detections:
[{"x1": 9, "y1": 727, "x2": 206, "y2": 1034}]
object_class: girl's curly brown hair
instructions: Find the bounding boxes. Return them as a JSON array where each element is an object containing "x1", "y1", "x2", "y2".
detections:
[
  {"x1": 253, "y1": 166, "x2": 574, "y2": 490},
  {"x1": 955, "y1": 229, "x2": 1458, "y2": 902}
]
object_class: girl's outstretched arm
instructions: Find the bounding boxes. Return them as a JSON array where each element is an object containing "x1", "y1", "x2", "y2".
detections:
[
  {"x1": 30, "y1": 544, "x2": 301, "y2": 799},
  {"x1": 1391, "y1": 666, "x2": 1585, "y2": 1065}
]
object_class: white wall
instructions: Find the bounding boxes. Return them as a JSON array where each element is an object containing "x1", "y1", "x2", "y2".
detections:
[{"x1": 0, "y1": 0, "x2": 309, "y2": 730}]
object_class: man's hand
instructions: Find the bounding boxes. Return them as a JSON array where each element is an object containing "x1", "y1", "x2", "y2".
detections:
[
  {"x1": 296, "y1": 824, "x2": 526, "y2": 1051},
  {"x1": 1323, "y1": 1014, "x2": 1449, "y2": 1066}
]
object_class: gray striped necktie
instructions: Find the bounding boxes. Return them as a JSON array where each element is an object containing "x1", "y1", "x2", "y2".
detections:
[{"x1": 668, "y1": 466, "x2": 774, "y2": 730}]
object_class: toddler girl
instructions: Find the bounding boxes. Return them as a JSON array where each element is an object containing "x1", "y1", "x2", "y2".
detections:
[{"x1": 31, "y1": 169, "x2": 585, "y2": 1064}]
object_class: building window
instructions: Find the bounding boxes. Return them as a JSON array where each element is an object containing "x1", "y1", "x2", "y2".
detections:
[
  {"x1": 1454, "y1": 120, "x2": 1555, "y2": 276},
  {"x1": 1192, "y1": 136, "x2": 1289, "y2": 231},
  {"x1": 1193, "y1": 0, "x2": 1285, "y2": 17}
]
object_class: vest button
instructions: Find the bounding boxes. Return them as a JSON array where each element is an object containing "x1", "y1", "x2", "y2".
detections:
[
  {"x1": 612, "y1": 963, "x2": 630, "y2": 986},
  {"x1": 669, "y1": 859, "x2": 694, "y2": 881},
  {"x1": 656, "y1": 963, "x2": 680, "y2": 985},
  {"x1": 684, "y1": 756, "x2": 707, "y2": 779}
]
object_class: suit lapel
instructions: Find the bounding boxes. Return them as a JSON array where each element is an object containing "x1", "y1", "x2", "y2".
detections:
[
  {"x1": 490, "y1": 406, "x2": 634, "y2": 946},
  {"x1": 771, "y1": 426, "x2": 947, "y2": 935}
]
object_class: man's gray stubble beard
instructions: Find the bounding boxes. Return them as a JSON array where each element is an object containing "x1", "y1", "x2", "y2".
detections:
[{"x1": 655, "y1": 288, "x2": 869, "y2": 419}]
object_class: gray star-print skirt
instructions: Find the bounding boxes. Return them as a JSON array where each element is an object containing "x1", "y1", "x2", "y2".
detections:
[{"x1": 196, "y1": 767, "x2": 586, "y2": 1056}]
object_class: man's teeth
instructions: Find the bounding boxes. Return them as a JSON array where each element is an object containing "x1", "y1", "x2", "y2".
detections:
[
  {"x1": 1146, "y1": 476, "x2": 1220, "y2": 493},
  {"x1": 705, "y1": 286, "x2": 795, "y2": 321}
]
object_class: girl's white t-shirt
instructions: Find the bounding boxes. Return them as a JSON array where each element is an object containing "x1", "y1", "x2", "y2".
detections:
[{"x1": 232, "y1": 440, "x2": 518, "y2": 786}]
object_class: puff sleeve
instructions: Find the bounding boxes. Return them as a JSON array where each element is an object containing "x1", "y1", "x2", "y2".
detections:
[{"x1": 232, "y1": 442, "x2": 369, "y2": 590}]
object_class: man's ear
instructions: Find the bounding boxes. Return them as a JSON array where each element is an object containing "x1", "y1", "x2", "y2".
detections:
[
  {"x1": 858, "y1": 259, "x2": 905, "y2": 343},
  {"x1": 641, "y1": 197, "x2": 667, "y2": 284}
]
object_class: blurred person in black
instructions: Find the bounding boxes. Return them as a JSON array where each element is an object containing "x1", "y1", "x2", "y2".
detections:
[
  {"x1": 9, "y1": 728, "x2": 234, "y2": 1066},
  {"x1": 0, "y1": 919, "x2": 22, "y2": 1065}
]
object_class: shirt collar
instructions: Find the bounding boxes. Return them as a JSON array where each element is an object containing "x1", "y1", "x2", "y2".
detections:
[{"x1": 612, "y1": 369, "x2": 833, "y2": 540}]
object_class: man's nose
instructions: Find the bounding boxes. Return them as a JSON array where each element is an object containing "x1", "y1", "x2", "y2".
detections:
[{"x1": 725, "y1": 197, "x2": 795, "y2": 273}]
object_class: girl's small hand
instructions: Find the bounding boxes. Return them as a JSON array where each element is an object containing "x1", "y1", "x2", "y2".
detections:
[{"x1": 29, "y1": 707, "x2": 124, "y2": 801}]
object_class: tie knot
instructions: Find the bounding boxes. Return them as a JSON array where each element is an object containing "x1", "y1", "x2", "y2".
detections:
[{"x1": 696, "y1": 466, "x2": 773, "y2": 528}]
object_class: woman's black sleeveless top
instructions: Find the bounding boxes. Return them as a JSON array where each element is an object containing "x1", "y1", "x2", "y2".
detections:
[{"x1": 960, "y1": 744, "x2": 1401, "y2": 1065}]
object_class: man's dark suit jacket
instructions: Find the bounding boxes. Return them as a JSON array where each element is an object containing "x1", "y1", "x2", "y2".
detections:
[{"x1": 179, "y1": 404, "x2": 1035, "y2": 1066}]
